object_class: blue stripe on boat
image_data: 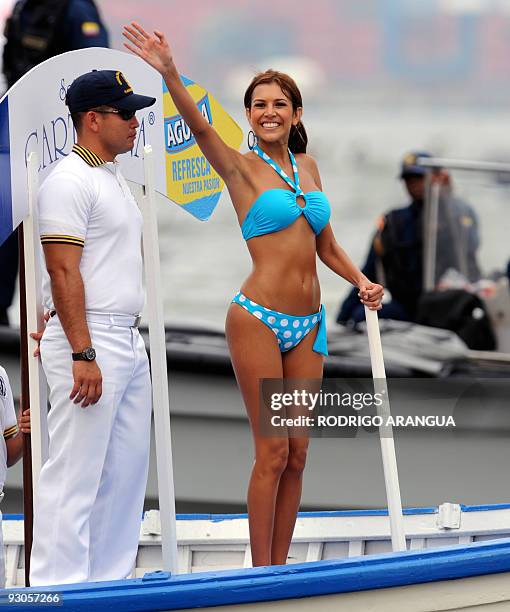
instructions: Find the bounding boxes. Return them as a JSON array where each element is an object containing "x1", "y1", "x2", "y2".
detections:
[
  {"x1": 4, "y1": 503, "x2": 510, "y2": 521},
  {"x1": 9, "y1": 538, "x2": 510, "y2": 610}
]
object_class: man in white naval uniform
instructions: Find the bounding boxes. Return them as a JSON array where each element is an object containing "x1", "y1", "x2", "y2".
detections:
[{"x1": 30, "y1": 70, "x2": 156, "y2": 586}]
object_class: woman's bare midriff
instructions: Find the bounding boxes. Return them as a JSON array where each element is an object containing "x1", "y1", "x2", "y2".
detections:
[{"x1": 239, "y1": 220, "x2": 321, "y2": 315}]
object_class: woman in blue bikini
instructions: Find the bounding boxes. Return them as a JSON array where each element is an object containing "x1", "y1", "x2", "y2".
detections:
[{"x1": 124, "y1": 22, "x2": 384, "y2": 567}]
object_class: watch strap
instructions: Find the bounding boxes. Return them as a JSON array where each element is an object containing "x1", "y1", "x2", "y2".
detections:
[{"x1": 72, "y1": 347, "x2": 96, "y2": 361}]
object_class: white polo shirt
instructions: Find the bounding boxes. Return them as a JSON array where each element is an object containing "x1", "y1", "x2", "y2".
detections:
[
  {"x1": 0, "y1": 366, "x2": 17, "y2": 490},
  {"x1": 38, "y1": 145, "x2": 144, "y2": 315}
]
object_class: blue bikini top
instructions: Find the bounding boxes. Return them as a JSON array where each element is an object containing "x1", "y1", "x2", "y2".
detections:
[{"x1": 241, "y1": 145, "x2": 331, "y2": 241}]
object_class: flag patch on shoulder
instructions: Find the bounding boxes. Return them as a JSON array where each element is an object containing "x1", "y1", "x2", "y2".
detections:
[{"x1": 82, "y1": 22, "x2": 100, "y2": 36}]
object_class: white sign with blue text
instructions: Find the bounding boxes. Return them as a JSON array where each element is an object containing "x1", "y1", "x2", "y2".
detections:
[{"x1": 0, "y1": 47, "x2": 167, "y2": 245}]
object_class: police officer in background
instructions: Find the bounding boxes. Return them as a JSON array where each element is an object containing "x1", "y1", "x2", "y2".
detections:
[
  {"x1": 337, "y1": 151, "x2": 481, "y2": 325},
  {"x1": 0, "y1": 0, "x2": 108, "y2": 325}
]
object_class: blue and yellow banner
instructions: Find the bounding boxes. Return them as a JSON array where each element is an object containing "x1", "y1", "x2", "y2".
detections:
[{"x1": 163, "y1": 76, "x2": 243, "y2": 221}]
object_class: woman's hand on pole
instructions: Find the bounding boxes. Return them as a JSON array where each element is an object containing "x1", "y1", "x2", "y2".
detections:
[
  {"x1": 123, "y1": 22, "x2": 174, "y2": 76},
  {"x1": 358, "y1": 279, "x2": 384, "y2": 310}
]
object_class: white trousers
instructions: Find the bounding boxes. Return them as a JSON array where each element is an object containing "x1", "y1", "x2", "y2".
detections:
[{"x1": 30, "y1": 317, "x2": 152, "y2": 586}]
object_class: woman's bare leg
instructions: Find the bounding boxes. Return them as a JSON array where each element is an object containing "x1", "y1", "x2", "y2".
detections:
[
  {"x1": 226, "y1": 303, "x2": 286, "y2": 566},
  {"x1": 270, "y1": 329, "x2": 324, "y2": 565}
]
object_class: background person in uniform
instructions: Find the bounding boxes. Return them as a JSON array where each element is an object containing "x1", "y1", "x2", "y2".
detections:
[
  {"x1": 0, "y1": 365, "x2": 30, "y2": 587},
  {"x1": 29, "y1": 70, "x2": 155, "y2": 586},
  {"x1": 337, "y1": 151, "x2": 481, "y2": 325},
  {"x1": 0, "y1": 0, "x2": 108, "y2": 325}
]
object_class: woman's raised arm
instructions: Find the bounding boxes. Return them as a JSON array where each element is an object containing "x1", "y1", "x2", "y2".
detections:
[{"x1": 123, "y1": 22, "x2": 244, "y2": 182}]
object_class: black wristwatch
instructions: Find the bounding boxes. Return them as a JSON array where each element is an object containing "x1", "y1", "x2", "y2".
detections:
[{"x1": 72, "y1": 347, "x2": 96, "y2": 362}]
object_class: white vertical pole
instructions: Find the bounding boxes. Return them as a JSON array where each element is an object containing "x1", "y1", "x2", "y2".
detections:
[
  {"x1": 139, "y1": 144, "x2": 179, "y2": 574},
  {"x1": 24, "y1": 152, "x2": 49, "y2": 493},
  {"x1": 364, "y1": 307, "x2": 406, "y2": 552},
  {"x1": 424, "y1": 178, "x2": 441, "y2": 292}
]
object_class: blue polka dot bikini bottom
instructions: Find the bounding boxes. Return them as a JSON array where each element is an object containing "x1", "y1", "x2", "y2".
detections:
[{"x1": 232, "y1": 291, "x2": 328, "y2": 356}]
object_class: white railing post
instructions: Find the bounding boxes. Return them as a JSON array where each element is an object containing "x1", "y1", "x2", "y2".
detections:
[
  {"x1": 139, "y1": 144, "x2": 179, "y2": 574},
  {"x1": 24, "y1": 152, "x2": 49, "y2": 493},
  {"x1": 365, "y1": 307, "x2": 406, "y2": 552}
]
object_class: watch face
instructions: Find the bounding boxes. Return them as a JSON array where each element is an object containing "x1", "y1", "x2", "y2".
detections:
[{"x1": 84, "y1": 347, "x2": 96, "y2": 361}]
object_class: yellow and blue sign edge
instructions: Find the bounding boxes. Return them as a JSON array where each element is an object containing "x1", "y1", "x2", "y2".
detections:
[{"x1": 163, "y1": 76, "x2": 243, "y2": 221}]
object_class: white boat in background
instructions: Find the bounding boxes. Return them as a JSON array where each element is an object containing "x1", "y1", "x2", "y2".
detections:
[
  {"x1": 3, "y1": 319, "x2": 510, "y2": 513},
  {"x1": 4, "y1": 503, "x2": 510, "y2": 610}
]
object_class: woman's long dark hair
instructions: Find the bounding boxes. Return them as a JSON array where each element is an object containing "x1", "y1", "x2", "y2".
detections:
[{"x1": 244, "y1": 70, "x2": 308, "y2": 154}]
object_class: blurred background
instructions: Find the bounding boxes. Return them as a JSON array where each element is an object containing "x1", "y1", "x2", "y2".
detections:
[
  {"x1": 1, "y1": 0, "x2": 510, "y2": 326},
  {"x1": 110, "y1": 0, "x2": 510, "y2": 326}
]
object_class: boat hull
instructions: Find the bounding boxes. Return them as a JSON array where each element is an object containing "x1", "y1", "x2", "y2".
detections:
[{"x1": 5, "y1": 537, "x2": 510, "y2": 611}]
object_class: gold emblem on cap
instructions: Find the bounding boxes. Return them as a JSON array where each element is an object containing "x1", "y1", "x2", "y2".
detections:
[
  {"x1": 403, "y1": 153, "x2": 417, "y2": 166},
  {"x1": 115, "y1": 70, "x2": 133, "y2": 94},
  {"x1": 81, "y1": 21, "x2": 100, "y2": 36}
]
